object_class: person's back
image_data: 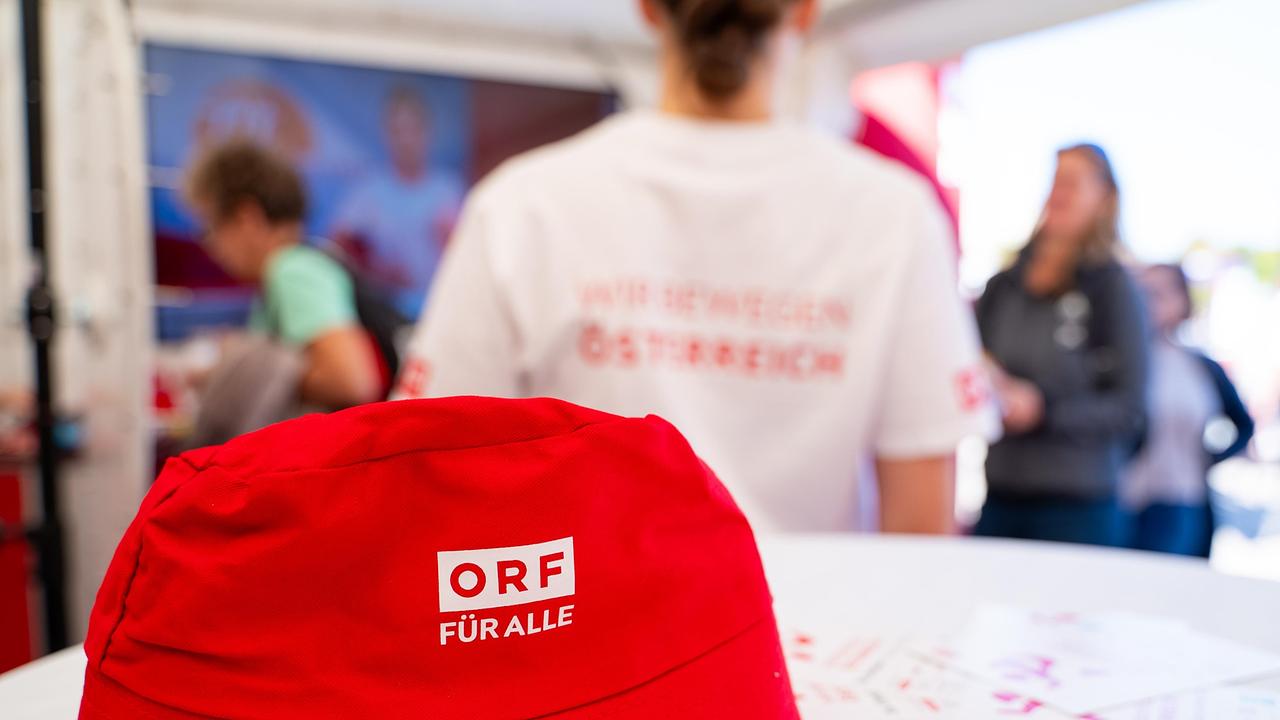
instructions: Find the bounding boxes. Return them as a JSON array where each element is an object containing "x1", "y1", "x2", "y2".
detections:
[
  {"x1": 400, "y1": 113, "x2": 993, "y2": 531},
  {"x1": 397, "y1": 0, "x2": 997, "y2": 533}
]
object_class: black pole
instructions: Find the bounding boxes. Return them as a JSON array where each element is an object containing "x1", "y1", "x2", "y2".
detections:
[{"x1": 19, "y1": 0, "x2": 68, "y2": 652}]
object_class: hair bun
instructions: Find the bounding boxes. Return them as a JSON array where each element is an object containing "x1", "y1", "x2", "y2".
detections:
[{"x1": 662, "y1": 0, "x2": 791, "y2": 101}]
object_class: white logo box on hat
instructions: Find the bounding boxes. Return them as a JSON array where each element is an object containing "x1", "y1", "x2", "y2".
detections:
[{"x1": 437, "y1": 536, "x2": 575, "y2": 613}]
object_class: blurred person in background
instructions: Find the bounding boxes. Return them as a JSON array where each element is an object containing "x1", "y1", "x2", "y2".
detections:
[
  {"x1": 0, "y1": 390, "x2": 34, "y2": 464},
  {"x1": 1123, "y1": 263, "x2": 1253, "y2": 557},
  {"x1": 187, "y1": 140, "x2": 383, "y2": 414},
  {"x1": 975, "y1": 144, "x2": 1148, "y2": 547},
  {"x1": 396, "y1": 0, "x2": 999, "y2": 534},
  {"x1": 330, "y1": 85, "x2": 464, "y2": 319}
]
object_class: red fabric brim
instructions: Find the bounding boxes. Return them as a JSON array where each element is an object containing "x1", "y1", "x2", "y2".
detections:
[
  {"x1": 81, "y1": 619, "x2": 799, "y2": 720},
  {"x1": 541, "y1": 618, "x2": 799, "y2": 719}
]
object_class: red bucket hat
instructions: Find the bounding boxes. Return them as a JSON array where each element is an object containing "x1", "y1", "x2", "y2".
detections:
[{"x1": 80, "y1": 397, "x2": 797, "y2": 719}]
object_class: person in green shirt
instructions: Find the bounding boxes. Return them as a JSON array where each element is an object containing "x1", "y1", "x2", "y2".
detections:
[{"x1": 186, "y1": 140, "x2": 383, "y2": 410}]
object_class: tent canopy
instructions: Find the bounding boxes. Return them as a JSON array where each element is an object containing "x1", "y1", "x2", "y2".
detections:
[
  {"x1": 3, "y1": 0, "x2": 1154, "y2": 649},
  {"x1": 134, "y1": 0, "x2": 1150, "y2": 71}
]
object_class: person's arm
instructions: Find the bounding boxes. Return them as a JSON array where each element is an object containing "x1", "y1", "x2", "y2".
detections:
[
  {"x1": 0, "y1": 389, "x2": 34, "y2": 462},
  {"x1": 1198, "y1": 354, "x2": 1255, "y2": 465},
  {"x1": 268, "y1": 248, "x2": 382, "y2": 410},
  {"x1": 973, "y1": 273, "x2": 1003, "y2": 349},
  {"x1": 872, "y1": 182, "x2": 1001, "y2": 535},
  {"x1": 1042, "y1": 269, "x2": 1149, "y2": 439},
  {"x1": 877, "y1": 455, "x2": 956, "y2": 534},
  {"x1": 393, "y1": 188, "x2": 521, "y2": 400},
  {"x1": 299, "y1": 327, "x2": 383, "y2": 409}
]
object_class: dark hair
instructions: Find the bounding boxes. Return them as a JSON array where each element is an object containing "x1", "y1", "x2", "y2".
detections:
[
  {"x1": 185, "y1": 139, "x2": 306, "y2": 225},
  {"x1": 659, "y1": 0, "x2": 795, "y2": 101},
  {"x1": 1148, "y1": 262, "x2": 1193, "y2": 321}
]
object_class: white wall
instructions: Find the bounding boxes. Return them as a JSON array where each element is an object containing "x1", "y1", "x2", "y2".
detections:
[
  {"x1": 7, "y1": 0, "x2": 153, "y2": 644},
  {"x1": 0, "y1": 1, "x2": 33, "y2": 393},
  {"x1": 0, "y1": 0, "x2": 39, "y2": 655}
]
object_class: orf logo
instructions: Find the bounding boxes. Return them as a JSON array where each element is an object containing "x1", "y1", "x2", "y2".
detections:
[{"x1": 437, "y1": 537, "x2": 575, "y2": 612}]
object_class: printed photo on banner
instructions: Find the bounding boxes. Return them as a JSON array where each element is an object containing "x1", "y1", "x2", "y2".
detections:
[{"x1": 145, "y1": 45, "x2": 614, "y2": 339}]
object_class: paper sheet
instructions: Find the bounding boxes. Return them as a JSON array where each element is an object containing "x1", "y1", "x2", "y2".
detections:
[
  {"x1": 783, "y1": 609, "x2": 1280, "y2": 719},
  {"x1": 783, "y1": 625, "x2": 1076, "y2": 718},
  {"x1": 913, "y1": 607, "x2": 1280, "y2": 714},
  {"x1": 1097, "y1": 687, "x2": 1280, "y2": 720}
]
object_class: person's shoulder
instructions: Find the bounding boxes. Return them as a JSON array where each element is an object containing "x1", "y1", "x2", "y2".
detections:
[
  {"x1": 1091, "y1": 258, "x2": 1132, "y2": 278},
  {"x1": 1088, "y1": 259, "x2": 1142, "y2": 297},
  {"x1": 272, "y1": 244, "x2": 351, "y2": 287},
  {"x1": 986, "y1": 265, "x2": 1020, "y2": 286},
  {"x1": 979, "y1": 265, "x2": 1021, "y2": 299},
  {"x1": 1186, "y1": 347, "x2": 1226, "y2": 379}
]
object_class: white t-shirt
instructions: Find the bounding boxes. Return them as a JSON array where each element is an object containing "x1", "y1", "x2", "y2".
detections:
[
  {"x1": 397, "y1": 111, "x2": 1000, "y2": 532},
  {"x1": 1121, "y1": 340, "x2": 1220, "y2": 509}
]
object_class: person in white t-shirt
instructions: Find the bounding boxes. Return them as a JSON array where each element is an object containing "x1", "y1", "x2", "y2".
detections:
[
  {"x1": 395, "y1": 0, "x2": 1000, "y2": 533},
  {"x1": 330, "y1": 85, "x2": 464, "y2": 318}
]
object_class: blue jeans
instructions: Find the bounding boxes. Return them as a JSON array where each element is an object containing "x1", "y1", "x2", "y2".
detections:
[
  {"x1": 1129, "y1": 503, "x2": 1212, "y2": 557},
  {"x1": 974, "y1": 494, "x2": 1129, "y2": 547}
]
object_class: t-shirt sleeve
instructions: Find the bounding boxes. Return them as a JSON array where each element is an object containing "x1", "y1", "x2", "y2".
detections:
[
  {"x1": 392, "y1": 191, "x2": 521, "y2": 400},
  {"x1": 266, "y1": 249, "x2": 359, "y2": 347},
  {"x1": 872, "y1": 188, "x2": 1002, "y2": 458}
]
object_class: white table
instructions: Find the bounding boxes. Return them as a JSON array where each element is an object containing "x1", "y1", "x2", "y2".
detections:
[
  {"x1": 760, "y1": 535, "x2": 1280, "y2": 651},
  {"x1": 4, "y1": 535, "x2": 1279, "y2": 718},
  {"x1": 0, "y1": 647, "x2": 83, "y2": 719}
]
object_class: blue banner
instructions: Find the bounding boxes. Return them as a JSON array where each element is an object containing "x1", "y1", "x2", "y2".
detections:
[{"x1": 147, "y1": 45, "x2": 471, "y2": 325}]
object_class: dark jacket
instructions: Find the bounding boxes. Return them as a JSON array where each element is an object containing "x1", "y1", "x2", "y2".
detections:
[
  {"x1": 1193, "y1": 352, "x2": 1254, "y2": 466},
  {"x1": 1192, "y1": 351, "x2": 1254, "y2": 558},
  {"x1": 977, "y1": 256, "x2": 1150, "y2": 500}
]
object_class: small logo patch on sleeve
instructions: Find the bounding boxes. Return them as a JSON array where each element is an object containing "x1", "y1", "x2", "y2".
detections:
[{"x1": 955, "y1": 367, "x2": 992, "y2": 413}]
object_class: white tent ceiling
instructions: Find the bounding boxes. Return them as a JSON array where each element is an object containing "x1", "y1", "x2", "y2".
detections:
[
  {"x1": 296, "y1": 0, "x2": 885, "y2": 46},
  {"x1": 135, "y1": 0, "x2": 1151, "y2": 66},
  {"x1": 134, "y1": 0, "x2": 861, "y2": 47},
  {"x1": 130, "y1": 0, "x2": 1154, "y2": 119}
]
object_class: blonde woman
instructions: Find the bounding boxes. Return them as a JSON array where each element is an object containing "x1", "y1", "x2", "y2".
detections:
[{"x1": 975, "y1": 144, "x2": 1149, "y2": 546}]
